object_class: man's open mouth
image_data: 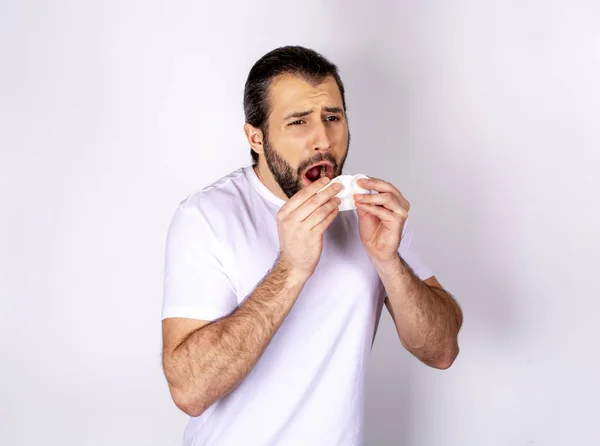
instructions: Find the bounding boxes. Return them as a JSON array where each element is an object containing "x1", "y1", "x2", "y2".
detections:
[{"x1": 303, "y1": 162, "x2": 334, "y2": 183}]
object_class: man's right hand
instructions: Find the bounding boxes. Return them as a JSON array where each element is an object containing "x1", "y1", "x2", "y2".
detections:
[{"x1": 276, "y1": 177, "x2": 343, "y2": 280}]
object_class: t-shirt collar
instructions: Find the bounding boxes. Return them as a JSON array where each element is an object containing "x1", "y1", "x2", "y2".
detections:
[{"x1": 244, "y1": 165, "x2": 286, "y2": 208}]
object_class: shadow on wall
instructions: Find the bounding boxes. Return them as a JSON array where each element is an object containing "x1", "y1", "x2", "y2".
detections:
[{"x1": 339, "y1": 45, "x2": 517, "y2": 444}]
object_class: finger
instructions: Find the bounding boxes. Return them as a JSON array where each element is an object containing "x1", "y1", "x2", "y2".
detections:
[
  {"x1": 311, "y1": 200, "x2": 340, "y2": 233},
  {"x1": 358, "y1": 177, "x2": 410, "y2": 210},
  {"x1": 305, "y1": 196, "x2": 341, "y2": 229},
  {"x1": 355, "y1": 201, "x2": 405, "y2": 223},
  {"x1": 354, "y1": 192, "x2": 408, "y2": 216},
  {"x1": 280, "y1": 176, "x2": 332, "y2": 214},
  {"x1": 294, "y1": 182, "x2": 343, "y2": 222}
]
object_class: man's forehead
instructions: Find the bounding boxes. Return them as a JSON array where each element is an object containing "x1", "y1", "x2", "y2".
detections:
[{"x1": 268, "y1": 74, "x2": 343, "y2": 115}]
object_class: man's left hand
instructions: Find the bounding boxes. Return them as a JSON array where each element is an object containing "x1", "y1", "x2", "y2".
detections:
[{"x1": 354, "y1": 177, "x2": 410, "y2": 264}]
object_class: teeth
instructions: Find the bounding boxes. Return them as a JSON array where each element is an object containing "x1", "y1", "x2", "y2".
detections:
[{"x1": 321, "y1": 165, "x2": 326, "y2": 178}]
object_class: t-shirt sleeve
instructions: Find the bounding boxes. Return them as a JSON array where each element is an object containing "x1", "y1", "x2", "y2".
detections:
[
  {"x1": 398, "y1": 217, "x2": 434, "y2": 281},
  {"x1": 161, "y1": 203, "x2": 239, "y2": 321}
]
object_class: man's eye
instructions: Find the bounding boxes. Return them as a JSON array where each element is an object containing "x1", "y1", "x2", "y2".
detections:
[
  {"x1": 290, "y1": 120, "x2": 305, "y2": 126},
  {"x1": 326, "y1": 116, "x2": 340, "y2": 122}
]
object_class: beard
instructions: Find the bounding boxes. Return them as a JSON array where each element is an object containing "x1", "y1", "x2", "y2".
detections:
[{"x1": 262, "y1": 131, "x2": 350, "y2": 199}]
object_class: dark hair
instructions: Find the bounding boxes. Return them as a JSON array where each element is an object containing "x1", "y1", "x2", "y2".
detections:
[{"x1": 243, "y1": 46, "x2": 347, "y2": 165}]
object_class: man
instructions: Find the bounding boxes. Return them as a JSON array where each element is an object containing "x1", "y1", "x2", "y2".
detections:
[{"x1": 161, "y1": 46, "x2": 462, "y2": 445}]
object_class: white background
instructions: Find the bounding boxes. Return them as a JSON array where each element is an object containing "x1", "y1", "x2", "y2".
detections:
[{"x1": 2, "y1": 1, "x2": 599, "y2": 445}]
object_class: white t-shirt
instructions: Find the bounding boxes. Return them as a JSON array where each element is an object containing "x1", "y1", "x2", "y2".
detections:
[{"x1": 162, "y1": 165, "x2": 434, "y2": 446}]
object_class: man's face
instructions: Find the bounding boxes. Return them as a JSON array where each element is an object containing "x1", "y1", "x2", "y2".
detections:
[{"x1": 261, "y1": 74, "x2": 350, "y2": 198}]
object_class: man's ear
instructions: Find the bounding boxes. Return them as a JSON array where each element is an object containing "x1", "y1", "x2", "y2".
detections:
[{"x1": 244, "y1": 123, "x2": 264, "y2": 155}]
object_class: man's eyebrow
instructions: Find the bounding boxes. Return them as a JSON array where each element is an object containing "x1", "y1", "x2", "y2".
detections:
[
  {"x1": 283, "y1": 110, "x2": 313, "y2": 120},
  {"x1": 323, "y1": 106, "x2": 343, "y2": 114},
  {"x1": 283, "y1": 107, "x2": 344, "y2": 120}
]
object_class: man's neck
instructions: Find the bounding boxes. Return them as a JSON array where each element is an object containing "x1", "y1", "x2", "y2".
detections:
[{"x1": 253, "y1": 163, "x2": 289, "y2": 201}]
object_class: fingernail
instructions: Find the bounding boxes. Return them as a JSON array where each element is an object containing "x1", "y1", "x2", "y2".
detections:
[
  {"x1": 354, "y1": 194, "x2": 362, "y2": 200},
  {"x1": 323, "y1": 177, "x2": 330, "y2": 183},
  {"x1": 333, "y1": 183, "x2": 342, "y2": 191}
]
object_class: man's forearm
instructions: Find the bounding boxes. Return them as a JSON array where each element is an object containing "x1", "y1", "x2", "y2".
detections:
[
  {"x1": 375, "y1": 254, "x2": 462, "y2": 369},
  {"x1": 164, "y1": 258, "x2": 307, "y2": 416}
]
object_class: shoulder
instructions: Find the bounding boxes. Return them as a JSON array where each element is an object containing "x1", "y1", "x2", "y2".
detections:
[
  {"x1": 169, "y1": 167, "x2": 256, "y2": 240},
  {"x1": 178, "y1": 167, "x2": 248, "y2": 215}
]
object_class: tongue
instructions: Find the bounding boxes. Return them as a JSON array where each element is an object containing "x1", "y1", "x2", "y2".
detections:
[{"x1": 306, "y1": 166, "x2": 322, "y2": 181}]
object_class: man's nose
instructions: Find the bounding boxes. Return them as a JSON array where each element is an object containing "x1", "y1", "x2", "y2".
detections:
[{"x1": 312, "y1": 120, "x2": 332, "y2": 152}]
